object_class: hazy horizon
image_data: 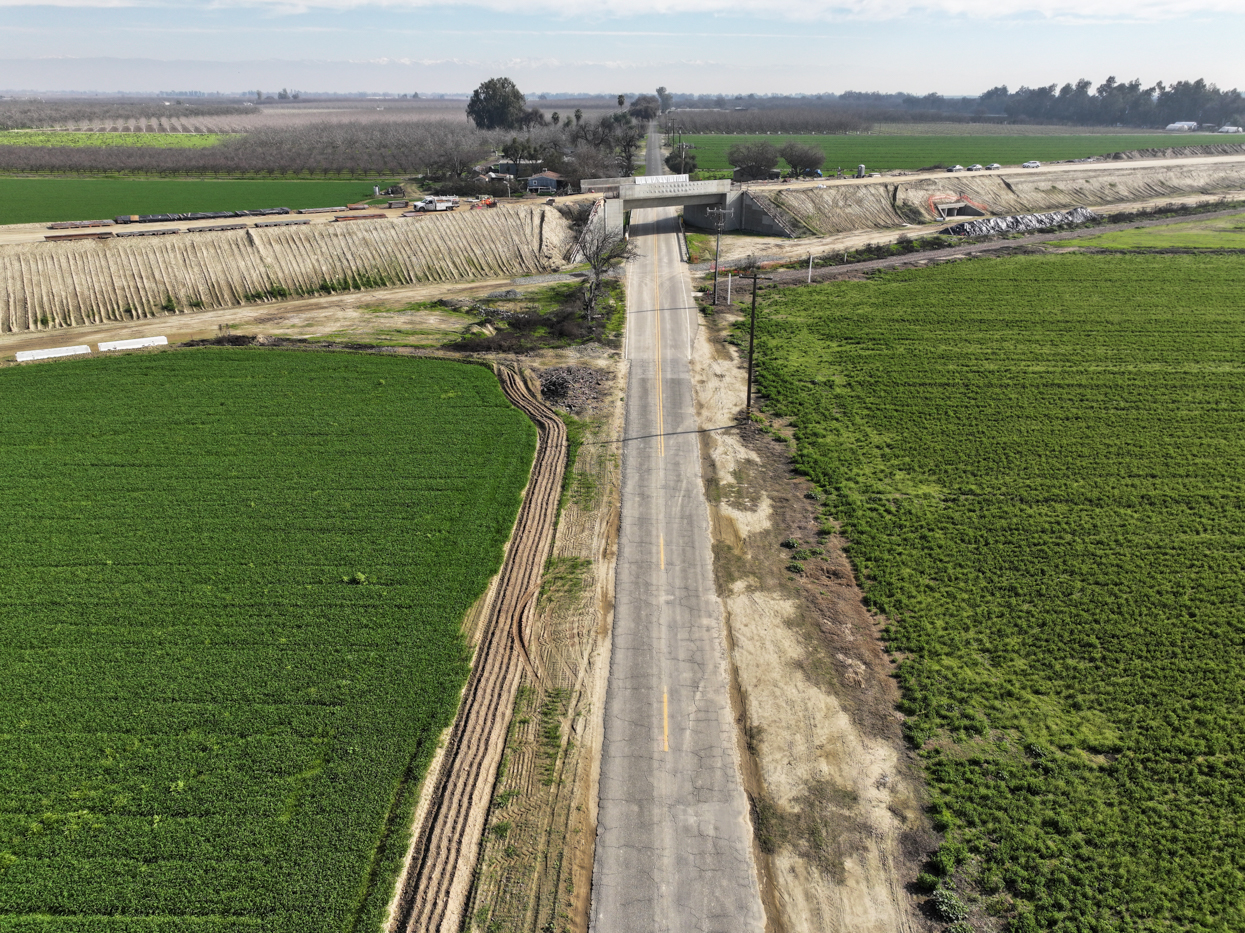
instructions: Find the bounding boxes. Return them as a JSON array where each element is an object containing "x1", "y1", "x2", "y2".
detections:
[{"x1": 0, "y1": 0, "x2": 1241, "y2": 101}]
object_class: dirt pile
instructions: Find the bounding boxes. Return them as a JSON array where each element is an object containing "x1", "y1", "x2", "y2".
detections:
[
  {"x1": 757, "y1": 160, "x2": 1245, "y2": 236},
  {"x1": 0, "y1": 206, "x2": 574, "y2": 335},
  {"x1": 538, "y1": 365, "x2": 612, "y2": 414}
]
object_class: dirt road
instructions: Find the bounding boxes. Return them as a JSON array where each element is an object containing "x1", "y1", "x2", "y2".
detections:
[
  {"x1": 388, "y1": 364, "x2": 566, "y2": 933},
  {"x1": 0, "y1": 276, "x2": 528, "y2": 361}
]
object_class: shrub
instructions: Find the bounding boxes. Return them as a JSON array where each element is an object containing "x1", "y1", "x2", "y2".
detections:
[{"x1": 932, "y1": 889, "x2": 969, "y2": 922}]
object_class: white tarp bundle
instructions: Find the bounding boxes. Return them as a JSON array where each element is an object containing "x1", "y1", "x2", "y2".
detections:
[
  {"x1": 15, "y1": 344, "x2": 91, "y2": 362},
  {"x1": 942, "y1": 206, "x2": 1098, "y2": 238},
  {"x1": 98, "y1": 335, "x2": 169, "y2": 352}
]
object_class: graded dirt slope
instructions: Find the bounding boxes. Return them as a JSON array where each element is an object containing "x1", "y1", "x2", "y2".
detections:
[
  {"x1": 754, "y1": 158, "x2": 1245, "y2": 236},
  {"x1": 0, "y1": 205, "x2": 573, "y2": 334}
]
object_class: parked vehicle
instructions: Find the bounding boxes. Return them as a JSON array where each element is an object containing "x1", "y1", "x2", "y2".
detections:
[
  {"x1": 1022, "y1": 161, "x2": 1042, "y2": 168},
  {"x1": 967, "y1": 164, "x2": 984, "y2": 172},
  {"x1": 986, "y1": 163, "x2": 1002, "y2": 170},
  {"x1": 413, "y1": 197, "x2": 458, "y2": 212},
  {"x1": 947, "y1": 165, "x2": 966, "y2": 173}
]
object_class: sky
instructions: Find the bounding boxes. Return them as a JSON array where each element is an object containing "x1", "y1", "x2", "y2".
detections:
[{"x1": 0, "y1": 0, "x2": 1242, "y2": 97}]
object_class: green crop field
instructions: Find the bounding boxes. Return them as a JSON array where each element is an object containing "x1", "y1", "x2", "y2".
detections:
[
  {"x1": 686, "y1": 134, "x2": 1180, "y2": 173},
  {"x1": 0, "y1": 131, "x2": 231, "y2": 149},
  {"x1": 747, "y1": 253, "x2": 1245, "y2": 931},
  {"x1": 0, "y1": 177, "x2": 384, "y2": 226},
  {"x1": 1069, "y1": 211, "x2": 1245, "y2": 249},
  {"x1": 0, "y1": 349, "x2": 536, "y2": 932},
  {"x1": 873, "y1": 123, "x2": 1176, "y2": 137}
]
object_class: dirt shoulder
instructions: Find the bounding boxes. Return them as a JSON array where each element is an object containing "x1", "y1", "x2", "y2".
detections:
[
  {"x1": 690, "y1": 305, "x2": 936, "y2": 933},
  {"x1": 462, "y1": 356, "x2": 625, "y2": 933}
]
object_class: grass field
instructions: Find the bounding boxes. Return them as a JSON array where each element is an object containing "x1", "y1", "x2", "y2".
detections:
[
  {"x1": 1068, "y1": 211, "x2": 1245, "y2": 249},
  {"x1": 0, "y1": 131, "x2": 231, "y2": 149},
  {"x1": 0, "y1": 177, "x2": 385, "y2": 225},
  {"x1": 0, "y1": 349, "x2": 536, "y2": 932},
  {"x1": 748, "y1": 253, "x2": 1245, "y2": 931},
  {"x1": 687, "y1": 134, "x2": 1184, "y2": 173},
  {"x1": 873, "y1": 123, "x2": 1178, "y2": 137}
]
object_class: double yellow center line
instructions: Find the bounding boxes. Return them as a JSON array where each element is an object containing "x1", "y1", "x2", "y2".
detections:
[
  {"x1": 656, "y1": 220, "x2": 669, "y2": 756},
  {"x1": 653, "y1": 239, "x2": 665, "y2": 458}
]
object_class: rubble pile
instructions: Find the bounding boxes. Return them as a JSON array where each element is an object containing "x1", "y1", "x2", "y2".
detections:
[
  {"x1": 538, "y1": 365, "x2": 612, "y2": 414},
  {"x1": 942, "y1": 206, "x2": 1098, "y2": 237}
]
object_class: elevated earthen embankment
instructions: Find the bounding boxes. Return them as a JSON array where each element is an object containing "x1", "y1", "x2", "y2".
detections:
[
  {"x1": 0, "y1": 205, "x2": 573, "y2": 334},
  {"x1": 749, "y1": 159, "x2": 1245, "y2": 237}
]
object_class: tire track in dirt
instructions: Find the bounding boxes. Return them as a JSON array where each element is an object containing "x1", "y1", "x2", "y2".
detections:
[{"x1": 388, "y1": 363, "x2": 567, "y2": 933}]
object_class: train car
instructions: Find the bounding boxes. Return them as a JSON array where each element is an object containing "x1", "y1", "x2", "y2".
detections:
[
  {"x1": 114, "y1": 227, "x2": 179, "y2": 237},
  {"x1": 46, "y1": 231, "x2": 115, "y2": 241}
]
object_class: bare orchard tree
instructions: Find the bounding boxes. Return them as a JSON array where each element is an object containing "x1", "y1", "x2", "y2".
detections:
[
  {"x1": 613, "y1": 117, "x2": 646, "y2": 175},
  {"x1": 566, "y1": 145, "x2": 621, "y2": 187},
  {"x1": 572, "y1": 206, "x2": 635, "y2": 322}
]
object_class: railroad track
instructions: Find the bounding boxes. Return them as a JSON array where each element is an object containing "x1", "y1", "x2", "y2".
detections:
[{"x1": 389, "y1": 363, "x2": 566, "y2": 933}]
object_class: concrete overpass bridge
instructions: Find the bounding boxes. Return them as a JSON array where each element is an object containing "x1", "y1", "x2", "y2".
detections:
[{"x1": 580, "y1": 173, "x2": 796, "y2": 239}]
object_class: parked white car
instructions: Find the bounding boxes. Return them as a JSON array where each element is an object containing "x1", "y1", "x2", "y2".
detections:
[
  {"x1": 947, "y1": 164, "x2": 966, "y2": 172},
  {"x1": 1022, "y1": 161, "x2": 1042, "y2": 168},
  {"x1": 986, "y1": 163, "x2": 1002, "y2": 170},
  {"x1": 967, "y1": 164, "x2": 984, "y2": 172}
]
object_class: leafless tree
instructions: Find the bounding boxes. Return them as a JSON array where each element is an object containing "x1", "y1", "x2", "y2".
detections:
[
  {"x1": 565, "y1": 145, "x2": 621, "y2": 186},
  {"x1": 574, "y1": 211, "x2": 635, "y2": 321}
]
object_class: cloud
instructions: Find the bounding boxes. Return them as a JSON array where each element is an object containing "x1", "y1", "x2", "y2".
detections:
[{"x1": 0, "y1": 0, "x2": 1238, "y2": 19}]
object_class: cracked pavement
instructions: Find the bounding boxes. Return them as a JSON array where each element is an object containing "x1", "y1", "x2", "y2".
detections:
[{"x1": 589, "y1": 129, "x2": 765, "y2": 933}]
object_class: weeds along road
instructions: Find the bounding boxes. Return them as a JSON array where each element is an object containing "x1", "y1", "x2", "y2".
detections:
[{"x1": 589, "y1": 127, "x2": 765, "y2": 933}]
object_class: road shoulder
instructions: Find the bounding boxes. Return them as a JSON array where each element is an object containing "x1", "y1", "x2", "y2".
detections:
[{"x1": 690, "y1": 302, "x2": 937, "y2": 933}]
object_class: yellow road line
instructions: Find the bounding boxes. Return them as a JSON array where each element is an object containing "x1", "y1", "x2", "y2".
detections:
[
  {"x1": 653, "y1": 230, "x2": 664, "y2": 458},
  {"x1": 663, "y1": 690, "x2": 669, "y2": 752}
]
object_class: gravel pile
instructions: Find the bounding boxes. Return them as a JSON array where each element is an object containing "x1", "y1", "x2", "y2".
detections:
[
  {"x1": 474, "y1": 305, "x2": 527, "y2": 322},
  {"x1": 486, "y1": 288, "x2": 521, "y2": 299},
  {"x1": 436, "y1": 296, "x2": 527, "y2": 321},
  {"x1": 538, "y1": 365, "x2": 612, "y2": 414}
]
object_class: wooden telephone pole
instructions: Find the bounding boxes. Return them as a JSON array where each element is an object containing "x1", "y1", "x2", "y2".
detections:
[
  {"x1": 705, "y1": 206, "x2": 732, "y2": 304},
  {"x1": 733, "y1": 262, "x2": 772, "y2": 412}
]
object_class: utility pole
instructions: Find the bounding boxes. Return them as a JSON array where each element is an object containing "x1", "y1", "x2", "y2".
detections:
[
  {"x1": 705, "y1": 205, "x2": 732, "y2": 303},
  {"x1": 736, "y1": 262, "x2": 773, "y2": 412}
]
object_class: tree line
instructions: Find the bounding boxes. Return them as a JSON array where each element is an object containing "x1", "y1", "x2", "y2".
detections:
[
  {"x1": 981, "y1": 78, "x2": 1243, "y2": 128},
  {"x1": 658, "y1": 77, "x2": 1243, "y2": 130}
]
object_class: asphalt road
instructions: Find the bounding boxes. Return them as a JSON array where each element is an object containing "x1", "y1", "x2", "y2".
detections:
[{"x1": 589, "y1": 130, "x2": 765, "y2": 933}]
